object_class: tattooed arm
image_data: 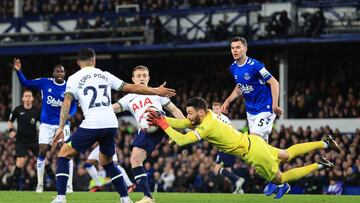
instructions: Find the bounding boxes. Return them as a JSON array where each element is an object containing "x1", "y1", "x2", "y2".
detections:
[{"x1": 53, "y1": 93, "x2": 73, "y2": 146}]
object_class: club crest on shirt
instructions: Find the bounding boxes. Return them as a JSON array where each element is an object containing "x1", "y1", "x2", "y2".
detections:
[
  {"x1": 244, "y1": 73, "x2": 250, "y2": 80},
  {"x1": 61, "y1": 91, "x2": 65, "y2": 98},
  {"x1": 30, "y1": 118, "x2": 35, "y2": 124}
]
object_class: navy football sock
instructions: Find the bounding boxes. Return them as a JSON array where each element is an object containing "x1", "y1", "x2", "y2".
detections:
[
  {"x1": 56, "y1": 157, "x2": 70, "y2": 195},
  {"x1": 103, "y1": 162, "x2": 128, "y2": 197},
  {"x1": 220, "y1": 167, "x2": 239, "y2": 186},
  {"x1": 133, "y1": 166, "x2": 152, "y2": 198}
]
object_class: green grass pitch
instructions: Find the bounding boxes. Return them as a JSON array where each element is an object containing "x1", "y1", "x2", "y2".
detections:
[{"x1": 0, "y1": 191, "x2": 359, "y2": 203}]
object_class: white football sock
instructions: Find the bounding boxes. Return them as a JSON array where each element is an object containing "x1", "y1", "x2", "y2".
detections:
[
  {"x1": 117, "y1": 164, "x2": 133, "y2": 187},
  {"x1": 85, "y1": 165, "x2": 102, "y2": 186},
  {"x1": 67, "y1": 159, "x2": 74, "y2": 187},
  {"x1": 37, "y1": 157, "x2": 46, "y2": 186}
]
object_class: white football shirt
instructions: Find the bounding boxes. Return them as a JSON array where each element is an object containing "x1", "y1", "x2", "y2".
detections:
[
  {"x1": 217, "y1": 113, "x2": 232, "y2": 125},
  {"x1": 117, "y1": 94, "x2": 170, "y2": 124},
  {"x1": 65, "y1": 67, "x2": 125, "y2": 129}
]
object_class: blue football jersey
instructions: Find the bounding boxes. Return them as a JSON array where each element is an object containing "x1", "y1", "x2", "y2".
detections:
[
  {"x1": 229, "y1": 57, "x2": 273, "y2": 115},
  {"x1": 17, "y1": 71, "x2": 77, "y2": 125}
]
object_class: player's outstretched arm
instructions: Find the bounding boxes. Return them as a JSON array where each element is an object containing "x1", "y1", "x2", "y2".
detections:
[
  {"x1": 12, "y1": 58, "x2": 42, "y2": 88},
  {"x1": 222, "y1": 85, "x2": 242, "y2": 113},
  {"x1": 164, "y1": 102, "x2": 185, "y2": 119},
  {"x1": 147, "y1": 111, "x2": 198, "y2": 146},
  {"x1": 165, "y1": 117, "x2": 192, "y2": 129},
  {"x1": 121, "y1": 82, "x2": 176, "y2": 97},
  {"x1": 163, "y1": 127, "x2": 199, "y2": 147},
  {"x1": 266, "y1": 77, "x2": 283, "y2": 116}
]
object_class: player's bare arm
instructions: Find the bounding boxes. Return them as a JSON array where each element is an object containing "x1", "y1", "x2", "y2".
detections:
[
  {"x1": 112, "y1": 103, "x2": 123, "y2": 113},
  {"x1": 222, "y1": 85, "x2": 242, "y2": 113},
  {"x1": 121, "y1": 82, "x2": 176, "y2": 97},
  {"x1": 266, "y1": 77, "x2": 284, "y2": 116},
  {"x1": 53, "y1": 93, "x2": 73, "y2": 146},
  {"x1": 164, "y1": 102, "x2": 185, "y2": 119},
  {"x1": 13, "y1": 58, "x2": 22, "y2": 71}
]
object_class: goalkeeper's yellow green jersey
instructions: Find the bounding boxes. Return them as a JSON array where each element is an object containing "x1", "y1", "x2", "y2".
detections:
[{"x1": 165, "y1": 110, "x2": 250, "y2": 156}]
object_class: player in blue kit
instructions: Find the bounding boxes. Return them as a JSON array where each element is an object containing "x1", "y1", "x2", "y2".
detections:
[
  {"x1": 221, "y1": 37, "x2": 285, "y2": 196},
  {"x1": 222, "y1": 37, "x2": 283, "y2": 142},
  {"x1": 13, "y1": 58, "x2": 77, "y2": 193},
  {"x1": 51, "y1": 48, "x2": 176, "y2": 203}
]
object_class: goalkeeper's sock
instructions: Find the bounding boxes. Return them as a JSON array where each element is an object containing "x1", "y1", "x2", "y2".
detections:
[
  {"x1": 55, "y1": 157, "x2": 70, "y2": 195},
  {"x1": 133, "y1": 166, "x2": 152, "y2": 198},
  {"x1": 220, "y1": 167, "x2": 239, "y2": 186},
  {"x1": 103, "y1": 162, "x2": 128, "y2": 197},
  {"x1": 286, "y1": 141, "x2": 325, "y2": 161},
  {"x1": 281, "y1": 163, "x2": 319, "y2": 183}
]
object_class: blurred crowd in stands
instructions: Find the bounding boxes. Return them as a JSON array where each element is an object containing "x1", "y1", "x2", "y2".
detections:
[
  {"x1": 0, "y1": 51, "x2": 360, "y2": 120},
  {"x1": 1, "y1": 120, "x2": 359, "y2": 194},
  {"x1": 2, "y1": 0, "x2": 351, "y2": 43},
  {"x1": 18, "y1": 0, "x2": 273, "y2": 17}
]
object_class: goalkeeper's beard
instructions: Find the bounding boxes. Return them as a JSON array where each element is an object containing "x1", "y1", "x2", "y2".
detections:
[{"x1": 192, "y1": 116, "x2": 201, "y2": 126}]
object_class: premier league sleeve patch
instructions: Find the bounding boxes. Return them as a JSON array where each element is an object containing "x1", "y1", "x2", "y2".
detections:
[{"x1": 259, "y1": 67, "x2": 272, "y2": 80}]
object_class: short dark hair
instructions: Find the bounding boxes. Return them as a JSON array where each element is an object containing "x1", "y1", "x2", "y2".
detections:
[
  {"x1": 186, "y1": 97, "x2": 208, "y2": 111},
  {"x1": 53, "y1": 64, "x2": 64, "y2": 71},
  {"x1": 231, "y1": 36, "x2": 247, "y2": 47},
  {"x1": 212, "y1": 101, "x2": 222, "y2": 107},
  {"x1": 77, "y1": 48, "x2": 96, "y2": 61},
  {"x1": 132, "y1": 65, "x2": 149, "y2": 76},
  {"x1": 22, "y1": 89, "x2": 33, "y2": 96}
]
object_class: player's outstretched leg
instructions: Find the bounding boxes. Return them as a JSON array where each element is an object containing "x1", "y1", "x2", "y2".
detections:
[
  {"x1": 270, "y1": 156, "x2": 334, "y2": 199},
  {"x1": 103, "y1": 162, "x2": 132, "y2": 203},
  {"x1": 280, "y1": 156, "x2": 334, "y2": 184},
  {"x1": 284, "y1": 135, "x2": 340, "y2": 162}
]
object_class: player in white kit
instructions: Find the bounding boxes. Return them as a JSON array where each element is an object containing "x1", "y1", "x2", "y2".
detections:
[
  {"x1": 85, "y1": 145, "x2": 134, "y2": 191},
  {"x1": 113, "y1": 65, "x2": 185, "y2": 203},
  {"x1": 212, "y1": 102, "x2": 244, "y2": 194},
  {"x1": 51, "y1": 48, "x2": 176, "y2": 203}
]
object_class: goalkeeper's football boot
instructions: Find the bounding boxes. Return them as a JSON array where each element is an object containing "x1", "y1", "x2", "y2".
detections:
[
  {"x1": 322, "y1": 135, "x2": 340, "y2": 153},
  {"x1": 318, "y1": 156, "x2": 334, "y2": 168},
  {"x1": 263, "y1": 182, "x2": 277, "y2": 196},
  {"x1": 274, "y1": 183, "x2": 290, "y2": 199}
]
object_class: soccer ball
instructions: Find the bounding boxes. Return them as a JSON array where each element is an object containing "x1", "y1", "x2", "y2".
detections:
[{"x1": 138, "y1": 106, "x2": 160, "y2": 133}]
